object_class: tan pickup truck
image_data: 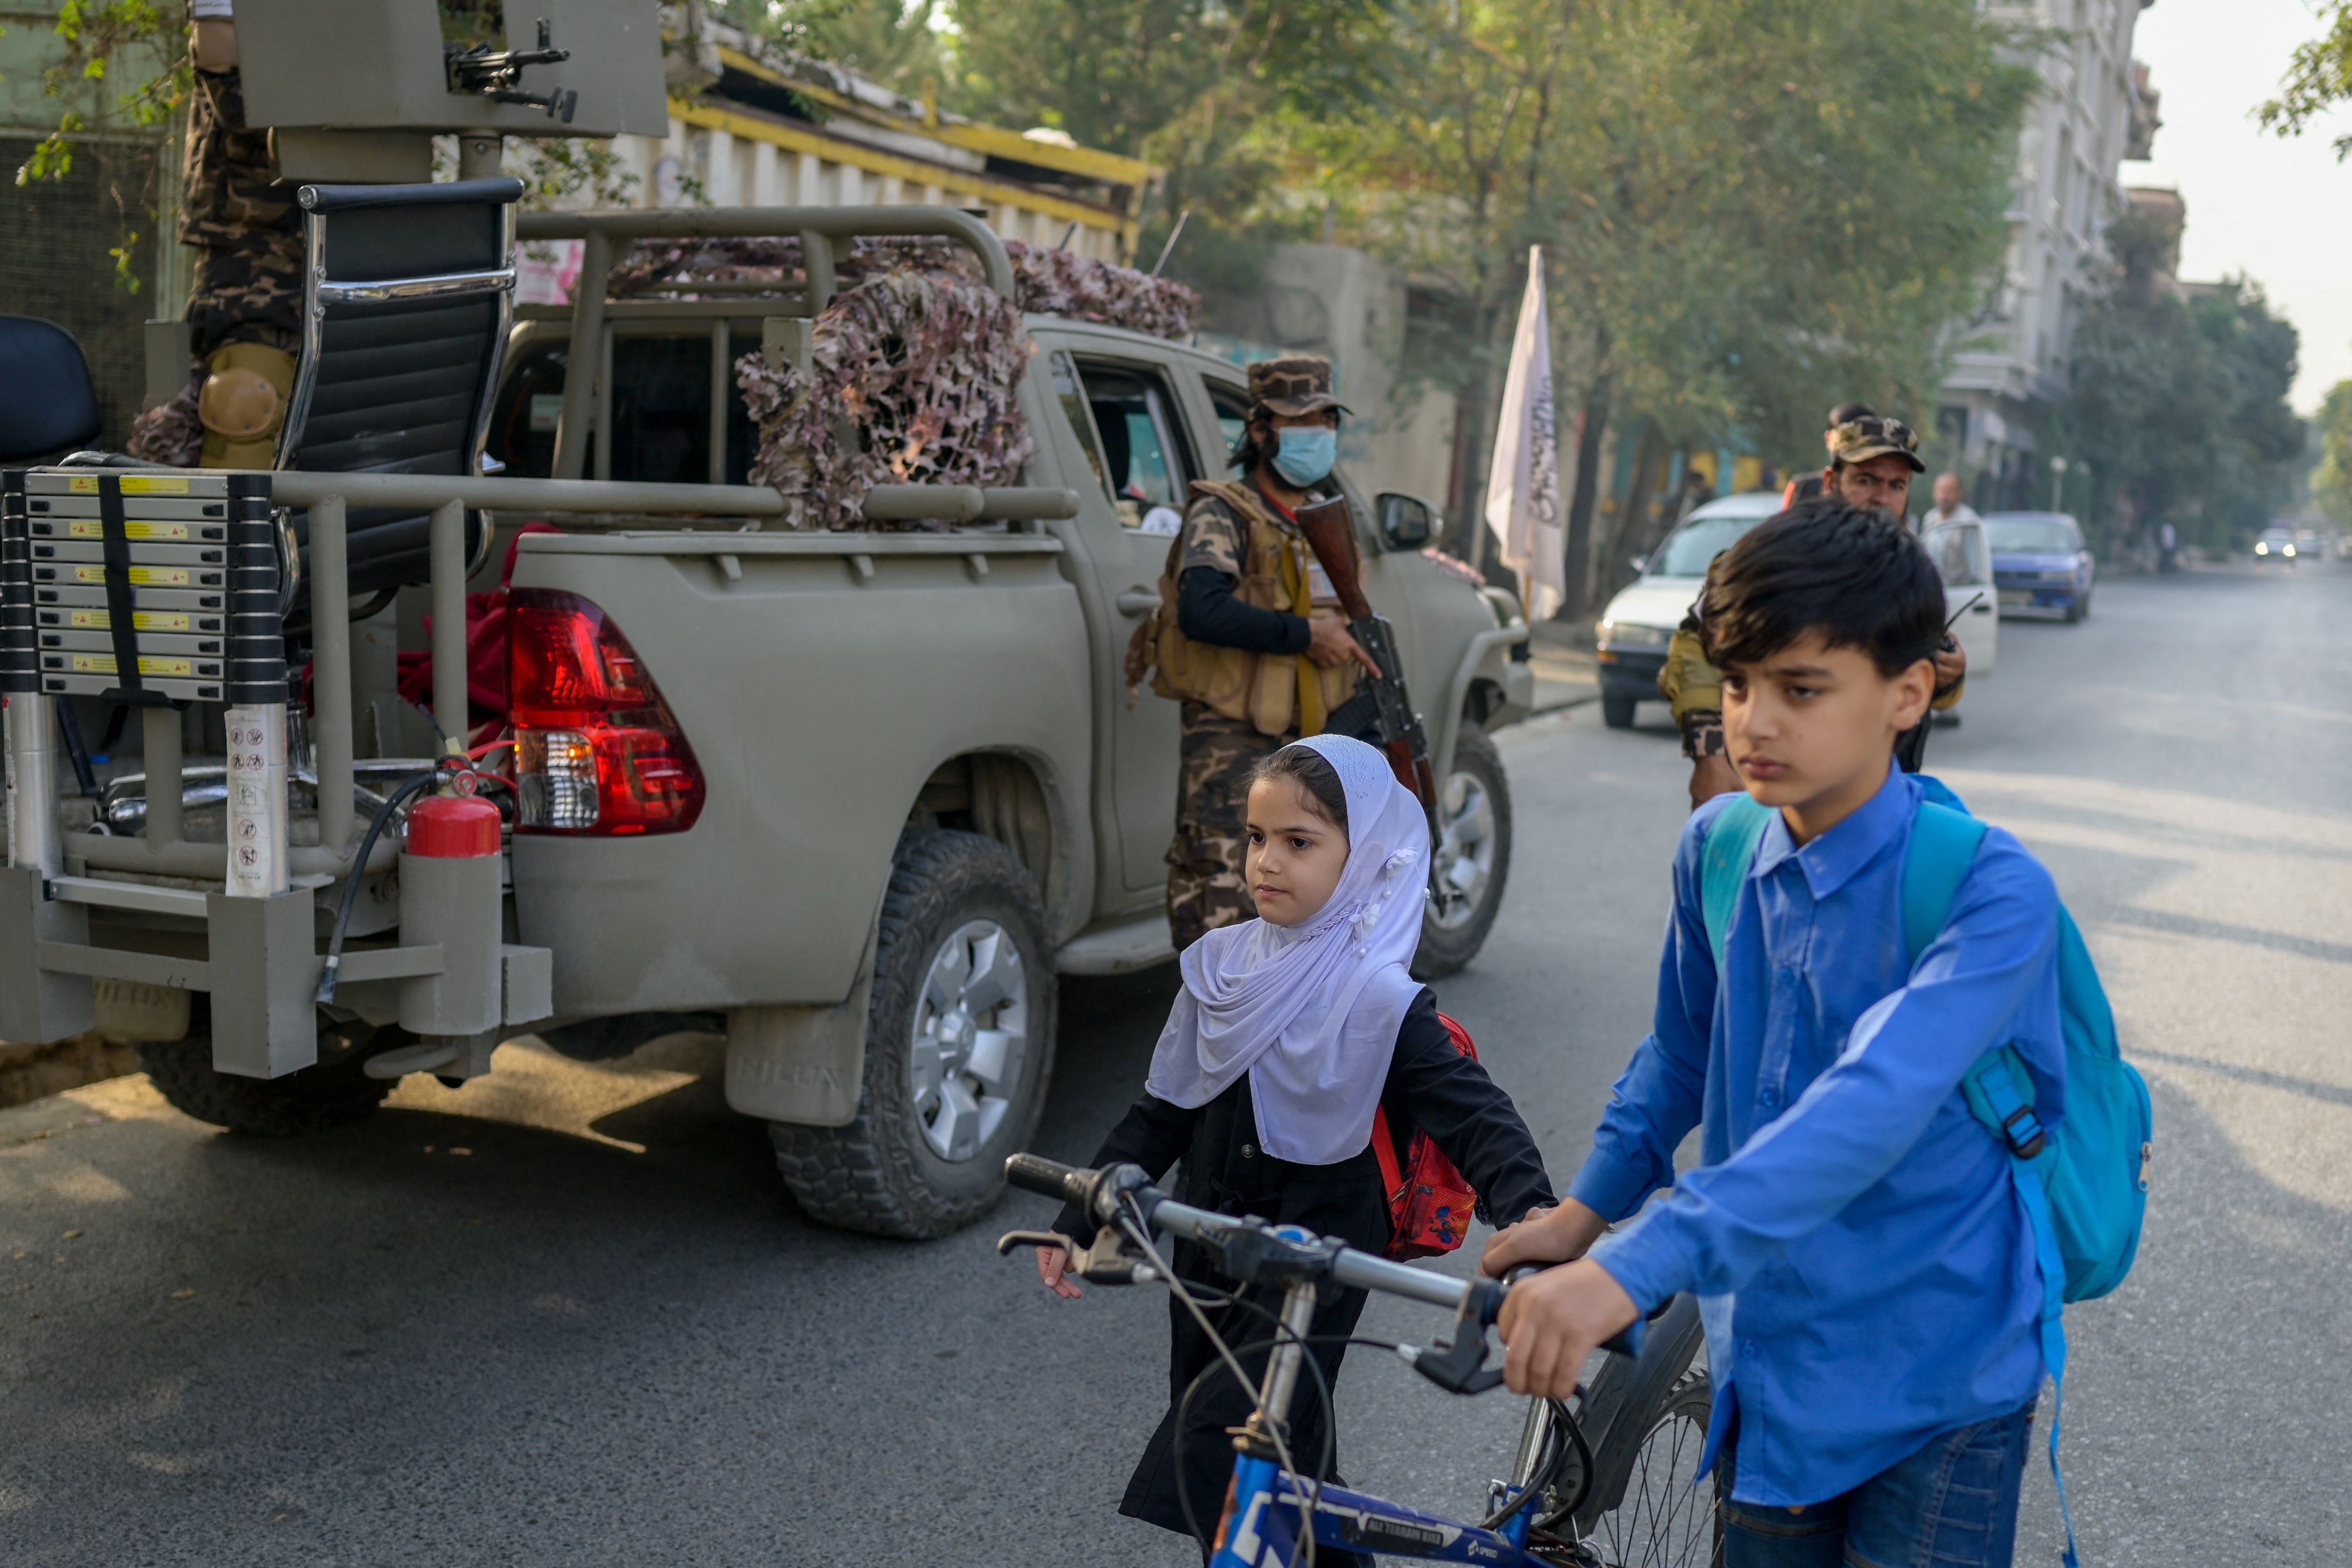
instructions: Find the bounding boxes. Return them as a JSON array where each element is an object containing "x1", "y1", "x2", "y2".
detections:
[{"x1": 2, "y1": 205, "x2": 1530, "y2": 1240}]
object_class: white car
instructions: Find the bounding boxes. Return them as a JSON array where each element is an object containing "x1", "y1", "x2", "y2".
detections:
[{"x1": 1594, "y1": 494, "x2": 1996, "y2": 730}]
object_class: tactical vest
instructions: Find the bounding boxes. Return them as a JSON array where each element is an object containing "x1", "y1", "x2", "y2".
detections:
[{"x1": 1128, "y1": 479, "x2": 1358, "y2": 737}]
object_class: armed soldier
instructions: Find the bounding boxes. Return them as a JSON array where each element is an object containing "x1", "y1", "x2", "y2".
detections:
[
  {"x1": 1662, "y1": 411, "x2": 1967, "y2": 806},
  {"x1": 1128, "y1": 356, "x2": 1381, "y2": 950}
]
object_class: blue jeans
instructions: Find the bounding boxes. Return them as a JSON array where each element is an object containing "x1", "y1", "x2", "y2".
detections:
[{"x1": 1718, "y1": 1406, "x2": 2033, "y2": 1568}]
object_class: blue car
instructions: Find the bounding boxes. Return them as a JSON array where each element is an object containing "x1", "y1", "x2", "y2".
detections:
[{"x1": 1985, "y1": 511, "x2": 2096, "y2": 622}]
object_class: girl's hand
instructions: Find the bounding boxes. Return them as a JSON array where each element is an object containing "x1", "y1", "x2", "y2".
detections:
[
  {"x1": 1479, "y1": 1198, "x2": 1609, "y2": 1278},
  {"x1": 1037, "y1": 1243, "x2": 1082, "y2": 1299}
]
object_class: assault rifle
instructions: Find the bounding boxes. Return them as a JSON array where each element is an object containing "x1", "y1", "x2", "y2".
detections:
[{"x1": 1294, "y1": 497, "x2": 1438, "y2": 811}]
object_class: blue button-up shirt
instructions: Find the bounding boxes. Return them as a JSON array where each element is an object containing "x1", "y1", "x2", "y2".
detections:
[{"x1": 1573, "y1": 766, "x2": 2064, "y2": 1507}]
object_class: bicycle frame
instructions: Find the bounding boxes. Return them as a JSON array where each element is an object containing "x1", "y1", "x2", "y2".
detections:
[
  {"x1": 1206, "y1": 1273, "x2": 1548, "y2": 1568},
  {"x1": 997, "y1": 1154, "x2": 1649, "y2": 1568}
]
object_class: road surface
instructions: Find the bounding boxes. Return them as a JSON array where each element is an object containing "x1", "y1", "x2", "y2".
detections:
[{"x1": 3, "y1": 561, "x2": 2345, "y2": 1565}]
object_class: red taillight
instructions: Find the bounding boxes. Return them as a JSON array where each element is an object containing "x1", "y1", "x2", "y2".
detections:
[{"x1": 509, "y1": 589, "x2": 705, "y2": 835}]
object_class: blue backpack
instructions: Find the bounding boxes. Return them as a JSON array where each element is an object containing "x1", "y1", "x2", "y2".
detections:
[{"x1": 1699, "y1": 781, "x2": 2152, "y2": 1568}]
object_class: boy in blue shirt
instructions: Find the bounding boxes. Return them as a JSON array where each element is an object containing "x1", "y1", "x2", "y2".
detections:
[{"x1": 1485, "y1": 500, "x2": 2066, "y2": 1567}]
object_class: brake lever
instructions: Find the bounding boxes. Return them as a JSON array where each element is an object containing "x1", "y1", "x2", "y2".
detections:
[
  {"x1": 994, "y1": 1227, "x2": 1161, "y2": 1285},
  {"x1": 1397, "y1": 1270, "x2": 1649, "y2": 1395}
]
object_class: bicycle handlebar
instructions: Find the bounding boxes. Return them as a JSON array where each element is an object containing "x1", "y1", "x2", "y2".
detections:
[{"x1": 1004, "y1": 1153, "x2": 1645, "y2": 1365}]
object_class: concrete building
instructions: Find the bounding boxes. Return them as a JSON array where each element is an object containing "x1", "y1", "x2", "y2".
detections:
[{"x1": 1937, "y1": 0, "x2": 2159, "y2": 511}]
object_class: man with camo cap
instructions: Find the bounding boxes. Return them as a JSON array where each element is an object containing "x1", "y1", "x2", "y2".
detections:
[
  {"x1": 1661, "y1": 409, "x2": 1967, "y2": 806},
  {"x1": 1125, "y1": 355, "x2": 1381, "y2": 950}
]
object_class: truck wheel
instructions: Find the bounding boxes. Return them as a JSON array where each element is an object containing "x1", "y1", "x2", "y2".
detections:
[
  {"x1": 135, "y1": 1011, "x2": 397, "y2": 1137},
  {"x1": 1602, "y1": 693, "x2": 1639, "y2": 729},
  {"x1": 1415, "y1": 724, "x2": 1512, "y2": 979},
  {"x1": 771, "y1": 830, "x2": 1057, "y2": 1240}
]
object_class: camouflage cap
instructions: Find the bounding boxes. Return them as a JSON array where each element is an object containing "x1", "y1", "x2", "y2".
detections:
[
  {"x1": 1247, "y1": 355, "x2": 1351, "y2": 418},
  {"x1": 1827, "y1": 413, "x2": 1926, "y2": 473}
]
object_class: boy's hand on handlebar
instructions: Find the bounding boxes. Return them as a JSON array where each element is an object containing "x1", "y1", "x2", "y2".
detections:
[
  {"x1": 1479, "y1": 1197, "x2": 1608, "y2": 1278},
  {"x1": 1495, "y1": 1260, "x2": 1640, "y2": 1401},
  {"x1": 1036, "y1": 1243, "x2": 1082, "y2": 1299}
]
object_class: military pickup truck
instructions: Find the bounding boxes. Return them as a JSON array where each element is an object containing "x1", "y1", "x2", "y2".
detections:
[{"x1": 1, "y1": 203, "x2": 1530, "y2": 1240}]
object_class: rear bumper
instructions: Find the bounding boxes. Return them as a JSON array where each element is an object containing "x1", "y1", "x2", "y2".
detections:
[{"x1": 1996, "y1": 581, "x2": 2083, "y2": 615}]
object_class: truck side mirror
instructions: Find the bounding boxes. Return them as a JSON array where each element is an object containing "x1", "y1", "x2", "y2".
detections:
[
  {"x1": 0, "y1": 316, "x2": 102, "y2": 462},
  {"x1": 1376, "y1": 492, "x2": 1436, "y2": 550}
]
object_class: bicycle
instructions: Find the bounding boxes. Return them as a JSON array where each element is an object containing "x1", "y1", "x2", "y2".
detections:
[{"x1": 999, "y1": 1153, "x2": 1720, "y2": 1568}]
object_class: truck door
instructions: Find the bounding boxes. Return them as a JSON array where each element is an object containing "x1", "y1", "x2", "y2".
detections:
[
  {"x1": 1923, "y1": 516, "x2": 1999, "y2": 677},
  {"x1": 1044, "y1": 350, "x2": 1195, "y2": 895}
]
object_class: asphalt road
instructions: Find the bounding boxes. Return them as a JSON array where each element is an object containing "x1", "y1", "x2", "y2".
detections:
[{"x1": 4, "y1": 560, "x2": 2347, "y2": 1567}]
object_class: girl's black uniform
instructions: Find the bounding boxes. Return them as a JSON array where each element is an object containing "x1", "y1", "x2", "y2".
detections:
[{"x1": 1055, "y1": 987, "x2": 1555, "y2": 1561}]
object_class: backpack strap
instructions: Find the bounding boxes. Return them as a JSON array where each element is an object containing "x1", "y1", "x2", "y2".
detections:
[
  {"x1": 1898, "y1": 801, "x2": 1988, "y2": 964},
  {"x1": 1907, "y1": 799, "x2": 2080, "y2": 1568},
  {"x1": 1697, "y1": 795, "x2": 1774, "y2": 970},
  {"x1": 1370, "y1": 1105, "x2": 1404, "y2": 1204}
]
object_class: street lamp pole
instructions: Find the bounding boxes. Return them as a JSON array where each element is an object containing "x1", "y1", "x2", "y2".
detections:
[{"x1": 2050, "y1": 455, "x2": 2069, "y2": 513}]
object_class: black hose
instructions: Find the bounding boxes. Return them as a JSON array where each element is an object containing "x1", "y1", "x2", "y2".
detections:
[{"x1": 314, "y1": 769, "x2": 438, "y2": 1005}]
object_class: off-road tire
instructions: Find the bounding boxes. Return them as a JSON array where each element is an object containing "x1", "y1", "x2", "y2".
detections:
[
  {"x1": 135, "y1": 1013, "x2": 398, "y2": 1137},
  {"x1": 1602, "y1": 693, "x2": 1639, "y2": 729},
  {"x1": 771, "y1": 830, "x2": 1057, "y2": 1240},
  {"x1": 1414, "y1": 723, "x2": 1512, "y2": 979}
]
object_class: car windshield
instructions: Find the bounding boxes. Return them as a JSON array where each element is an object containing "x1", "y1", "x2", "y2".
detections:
[
  {"x1": 1651, "y1": 514, "x2": 1766, "y2": 578},
  {"x1": 2262, "y1": 530, "x2": 2296, "y2": 544},
  {"x1": 1985, "y1": 517, "x2": 2081, "y2": 554}
]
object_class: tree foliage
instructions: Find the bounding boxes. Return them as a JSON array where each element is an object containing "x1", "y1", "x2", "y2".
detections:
[
  {"x1": 2260, "y1": 0, "x2": 2352, "y2": 157},
  {"x1": 931, "y1": 0, "x2": 2031, "y2": 605},
  {"x1": 2061, "y1": 275, "x2": 2303, "y2": 550}
]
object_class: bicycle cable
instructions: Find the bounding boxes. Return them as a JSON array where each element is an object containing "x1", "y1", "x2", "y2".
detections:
[{"x1": 1115, "y1": 1195, "x2": 1325, "y2": 1567}]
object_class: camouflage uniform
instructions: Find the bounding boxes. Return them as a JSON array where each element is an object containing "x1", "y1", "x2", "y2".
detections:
[
  {"x1": 1168, "y1": 700, "x2": 1287, "y2": 951},
  {"x1": 1151, "y1": 356, "x2": 1355, "y2": 951},
  {"x1": 180, "y1": 68, "x2": 304, "y2": 359}
]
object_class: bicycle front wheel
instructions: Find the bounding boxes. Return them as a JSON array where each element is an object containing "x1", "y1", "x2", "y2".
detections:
[{"x1": 1574, "y1": 1367, "x2": 1719, "y2": 1568}]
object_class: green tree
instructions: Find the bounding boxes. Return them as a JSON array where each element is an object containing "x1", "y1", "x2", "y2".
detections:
[
  {"x1": 2310, "y1": 380, "x2": 2352, "y2": 526},
  {"x1": 2260, "y1": 0, "x2": 2352, "y2": 156},
  {"x1": 2062, "y1": 278, "x2": 2303, "y2": 550}
]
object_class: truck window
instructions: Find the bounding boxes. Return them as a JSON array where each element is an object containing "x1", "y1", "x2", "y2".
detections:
[
  {"x1": 486, "y1": 333, "x2": 757, "y2": 484},
  {"x1": 1073, "y1": 362, "x2": 1194, "y2": 534},
  {"x1": 1208, "y1": 382, "x2": 1250, "y2": 467}
]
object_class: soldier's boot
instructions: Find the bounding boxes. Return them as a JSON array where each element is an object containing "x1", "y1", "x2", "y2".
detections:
[{"x1": 198, "y1": 342, "x2": 296, "y2": 468}]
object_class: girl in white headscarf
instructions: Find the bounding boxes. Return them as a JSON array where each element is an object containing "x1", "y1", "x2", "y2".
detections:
[{"x1": 1034, "y1": 733, "x2": 1555, "y2": 1559}]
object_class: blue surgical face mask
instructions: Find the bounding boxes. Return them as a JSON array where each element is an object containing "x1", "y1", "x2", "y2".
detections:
[{"x1": 1270, "y1": 425, "x2": 1337, "y2": 488}]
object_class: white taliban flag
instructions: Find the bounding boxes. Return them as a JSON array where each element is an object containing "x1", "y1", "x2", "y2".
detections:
[{"x1": 1484, "y1": 246, "x2": 1566, "y2": 620}]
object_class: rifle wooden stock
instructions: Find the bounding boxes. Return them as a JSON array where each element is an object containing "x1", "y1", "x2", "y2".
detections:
[{"x1": 1295, "y1": 499, "x2": 1376, "y2": 621}]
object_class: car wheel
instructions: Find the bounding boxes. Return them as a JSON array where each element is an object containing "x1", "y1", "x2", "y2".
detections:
[
  {"x1": 770, "y1": 830, "x2": 1056, "y2": 1240},
  {"x1": 1415, "y1": 724, "x2": 1512, "y2": 979},
  {"x1": 1602, "y1": 693, "x2": 1639, "y2": 729}
]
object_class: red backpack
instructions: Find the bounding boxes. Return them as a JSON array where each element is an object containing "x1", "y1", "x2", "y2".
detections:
[{"x1": 1369, "y1": 1012, "x2": 1481, "y2": 1260}]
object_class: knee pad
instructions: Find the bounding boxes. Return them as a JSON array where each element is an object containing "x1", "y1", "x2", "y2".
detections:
[{"x1": 197, "y1": 342, "x2": 296, "y2": 469}]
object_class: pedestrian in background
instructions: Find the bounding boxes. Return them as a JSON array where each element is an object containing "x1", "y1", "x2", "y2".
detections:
[{"x1": 1922, "y1": 471, "x2": 1982, "y2": 534}]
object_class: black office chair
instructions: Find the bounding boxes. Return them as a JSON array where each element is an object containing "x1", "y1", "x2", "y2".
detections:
[
  {"x1": 280, "y1": 177, "x2": 525, "y2": 603},
  {"x1": 0, "y1": 316, "x2": 103, "y2": 463}
]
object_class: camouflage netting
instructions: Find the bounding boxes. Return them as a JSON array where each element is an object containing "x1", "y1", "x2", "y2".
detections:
[
  {"x1": 610, "y1": 236, "x2": 1200, "y2": 340},
  {"x1": 734, "y1": 268, "x2": 1034, "y2": 530},
  {"x1": 637, "y1": 236, "x2": 1198, "y2": 529},
  {"x1": 127, "y1": 367, "x2": 206, "y2": 468}
]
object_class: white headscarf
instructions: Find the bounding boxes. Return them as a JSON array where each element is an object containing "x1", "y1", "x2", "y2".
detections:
[{"x1": 1144, "y1": 733, "x2": 1430, "y2": 1165}]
